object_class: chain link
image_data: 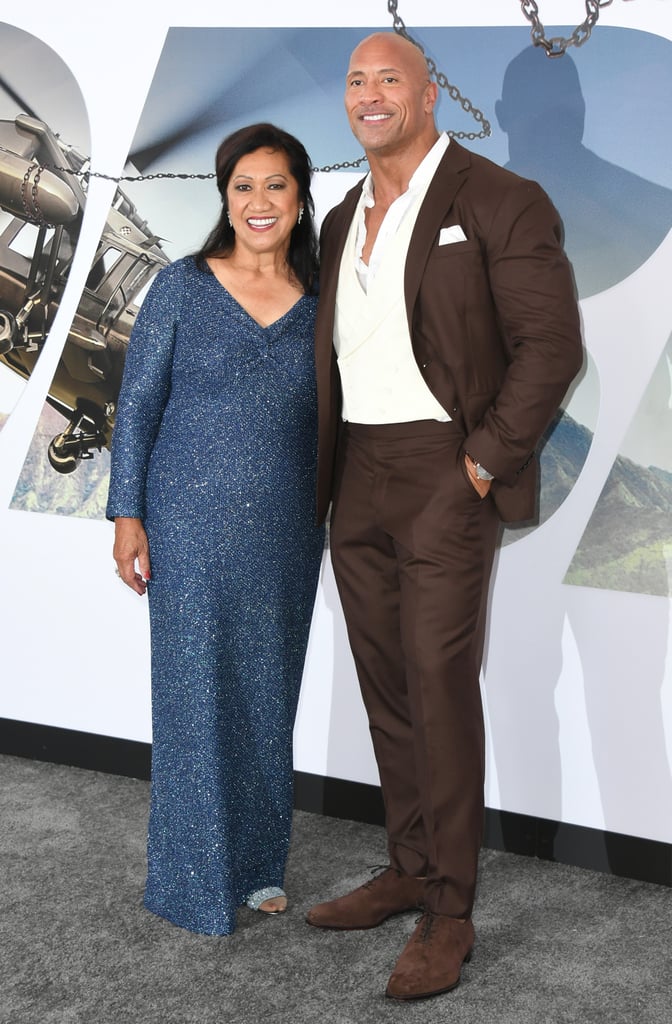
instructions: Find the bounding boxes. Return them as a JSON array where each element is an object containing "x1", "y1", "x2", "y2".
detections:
[
  {"x1": 520, "y1": 0, "x2": 628, "y2": 58},
  {"x1": 387, "y1": 0, "x2": 491, "y2": 140},
  {"x1": 85, "y1": 169, "x2": 216, "y2": 183},
  {"x1": 20, "y1": 161, "x2": 37, "y2": 220},
  {"x1": 31, "y1": 164, "x2": 44, "y2": 223},
  {"x1": 19, "y1": 160, "x2": 47, "y2": 224},
  {"x1": 310, "y1": 157, "x2": 369, "y2": 173}
]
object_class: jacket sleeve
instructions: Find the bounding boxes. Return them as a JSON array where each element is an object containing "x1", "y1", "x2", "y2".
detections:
[
  {"x1": 105, "y1": 263, "x2": 182, "y2": 521},
  {"x1": 464, "y1": 180, "x2": 583, "y2": 486}
]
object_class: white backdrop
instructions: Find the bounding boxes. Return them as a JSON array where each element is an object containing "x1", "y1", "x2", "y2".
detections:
[{"x1": 1, "y1": 0, "x2": 671, "y2": 846}]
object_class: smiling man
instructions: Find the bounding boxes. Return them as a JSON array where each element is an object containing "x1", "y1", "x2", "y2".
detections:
[{"x1": 305, "y1": 32, "x2": 582, "y2": 1001}]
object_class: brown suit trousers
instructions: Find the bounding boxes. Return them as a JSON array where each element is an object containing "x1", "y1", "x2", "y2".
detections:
[{"x1": 330, "y1": 419, "x2": 500, "y2": 918}]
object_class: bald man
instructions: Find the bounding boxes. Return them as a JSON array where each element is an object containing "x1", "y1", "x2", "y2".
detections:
[{"x1": 306, "y1": 33, "x2": 582, "y2": 1000}]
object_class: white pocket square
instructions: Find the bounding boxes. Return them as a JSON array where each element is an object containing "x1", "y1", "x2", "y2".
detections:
[{"x1": 439, "y1": 225, "x2": 468, "y2": 245}]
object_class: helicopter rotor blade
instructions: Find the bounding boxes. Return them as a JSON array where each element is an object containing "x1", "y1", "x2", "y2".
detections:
[{"x1": 0, "y1": 75, "x2": 38, "y2": 118}]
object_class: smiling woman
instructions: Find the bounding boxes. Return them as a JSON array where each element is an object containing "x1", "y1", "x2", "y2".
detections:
[
  {"x1": 208, "y1": 147, "x2": 304, "y2": 328},
  {"x1": 106, "y1": 122, "x2": 324, "y2": 936}
]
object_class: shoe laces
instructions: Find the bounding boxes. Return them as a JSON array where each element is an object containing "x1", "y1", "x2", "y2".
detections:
[
  {"x1": 414, "y1": 909, "x2": 436, "y2": 941},
  {"x1": 363, "y1": 864, "x2": 395, "y2": 889}
]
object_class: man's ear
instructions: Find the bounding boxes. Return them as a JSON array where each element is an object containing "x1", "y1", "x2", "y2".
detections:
[{"x1": 425, "y1": 80, "x2": 439, "y2": 114}]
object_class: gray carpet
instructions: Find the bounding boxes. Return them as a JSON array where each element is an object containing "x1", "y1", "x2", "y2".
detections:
[{"x1": 1, "y1": 754, "x2": 670, "y2": 1024}]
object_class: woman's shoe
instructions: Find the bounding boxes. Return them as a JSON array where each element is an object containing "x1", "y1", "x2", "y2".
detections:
[{"x1": 245, "y1": 887, "x2": 287, "y2": 914}]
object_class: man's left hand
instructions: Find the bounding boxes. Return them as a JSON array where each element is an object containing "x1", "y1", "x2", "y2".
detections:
[{"x1": 464, "y1": 454, "x2": 492, "y2": 499}]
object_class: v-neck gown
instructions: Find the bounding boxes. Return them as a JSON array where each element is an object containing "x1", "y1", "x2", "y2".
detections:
[{"x1": 106, "y1": 257, "x2": 324, "y2": 934}]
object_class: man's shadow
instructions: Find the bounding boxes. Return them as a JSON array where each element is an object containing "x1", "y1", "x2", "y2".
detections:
[
  {"x1": 495, "y1": 44, "x2": 672, "y2": 299},
  {"x1": 486, "y1": 45, "x2": 672, "y2": 877}
]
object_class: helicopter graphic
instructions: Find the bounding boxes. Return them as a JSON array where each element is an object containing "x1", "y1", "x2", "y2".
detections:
[{"x1": 0, "y1": 112, "x2": 169, "y2": 474}]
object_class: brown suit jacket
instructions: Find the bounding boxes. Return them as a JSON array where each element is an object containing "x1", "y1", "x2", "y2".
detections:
[{"x1": 315, "y1": 140, "x2": 583, "y2": 524}]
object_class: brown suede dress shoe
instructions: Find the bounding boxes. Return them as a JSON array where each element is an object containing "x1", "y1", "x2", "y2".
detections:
[
  {"x1": 305, "y1": 866, "x2": 425, "y2": 930},
  {"x1": 385, "y1": 912, "x2": 474, "y2": 1000}
]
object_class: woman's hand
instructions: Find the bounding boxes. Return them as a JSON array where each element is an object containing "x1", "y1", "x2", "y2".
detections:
[{"x1": 113, "y1": 517, "x2": 151, "y2": 595}]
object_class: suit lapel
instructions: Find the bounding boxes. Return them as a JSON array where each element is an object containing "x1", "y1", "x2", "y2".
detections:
[
  {"x1": 315, "y1": 180, "x2": 363, "y2": 381},
  {"x1": 318, "y1": 142, "x2": 471, "y2": 367},
  {"x1": 319, "y1": 183, "x2": 362, "y2": 315},
  {"x1": 404, "y1": 141, "x2": 471, "y2": 321}
]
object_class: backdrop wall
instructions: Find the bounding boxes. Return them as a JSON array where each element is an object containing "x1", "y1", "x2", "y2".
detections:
[{"x1": 1, "y1": 0, "x2": 671, "y2": 857}]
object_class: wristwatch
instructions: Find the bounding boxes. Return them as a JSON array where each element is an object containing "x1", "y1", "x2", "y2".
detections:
[{"x1": 466, "y1": 452, "x2": 494, "y2": 481}]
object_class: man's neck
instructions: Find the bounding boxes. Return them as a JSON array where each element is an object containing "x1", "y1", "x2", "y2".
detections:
[{"x1": 366, "y1": 131, "x2": 440, "y2": 208}]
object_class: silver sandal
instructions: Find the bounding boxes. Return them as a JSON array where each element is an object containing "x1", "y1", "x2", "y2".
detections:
[{"x1": 245, "y1": 887, "x2": 287, "y2": 913}]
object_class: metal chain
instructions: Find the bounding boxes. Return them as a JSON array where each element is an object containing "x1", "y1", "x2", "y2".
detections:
[
  {"x1": 83, "y1": 169, "x2": 215, "y2": 183},
  {"x1": 311, "y1": 157, "x2": 368, "y2": 173},
  {"x1": 520, "y1": 0, "x2": 631, "y2": 58},
  {"x1": 20, "y1": 161, "x2": 36, "y2": 220},
  {"x1": 1, "y1": 139, "x2": 360, "y2": 183},
  {"x1": 31, "y1": 164, "x2": 44, "y2": 223},
  {"x1": 20, "y1": 160, "x2": 46, "y2": 224},
  {"x1": 387, "y1": 0, "x2": 491, "y2": 140},
  {"x1": 4, "y1": 0, "x2": 632, "y2": 188}
]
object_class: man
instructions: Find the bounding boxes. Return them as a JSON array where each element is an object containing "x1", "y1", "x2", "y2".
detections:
[{"x1": 306, "y1": 32, "x2": 582, "y2": 1001}]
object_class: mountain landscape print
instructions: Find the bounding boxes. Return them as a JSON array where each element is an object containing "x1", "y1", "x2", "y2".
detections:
[{"x1": 565, "y1": 452, "x2": 672, "y2": 598}]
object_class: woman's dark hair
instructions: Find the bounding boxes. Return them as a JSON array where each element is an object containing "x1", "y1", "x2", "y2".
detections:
[{"x1": 195, "y1": 123, "x2": 319, "y2": 295}]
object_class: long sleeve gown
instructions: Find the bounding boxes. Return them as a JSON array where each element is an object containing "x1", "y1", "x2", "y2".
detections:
[{"x1": 106, "y1": 257, "x2": 324, "y2": 934}]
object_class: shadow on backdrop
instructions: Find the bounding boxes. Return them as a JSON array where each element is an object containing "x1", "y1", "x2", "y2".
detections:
[
  {"x1": 496, "y1": 45, "x2": 672, "y2": 299},
  {"x1": 489, "y1": 45, "x2": 672, "y2": 878}
]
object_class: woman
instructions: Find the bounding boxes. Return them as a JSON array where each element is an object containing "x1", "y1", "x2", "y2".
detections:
[{"x1": 106, "y1": 123, "x2": 324, "y2": 935}]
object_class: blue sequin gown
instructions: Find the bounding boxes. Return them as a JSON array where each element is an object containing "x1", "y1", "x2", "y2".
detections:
[{"x1": 106, "y1": 257, "x2": 324, "y2": 935}]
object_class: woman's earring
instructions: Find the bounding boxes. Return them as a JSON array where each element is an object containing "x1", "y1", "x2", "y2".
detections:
[
  {"x1": 226, "y1": 210, "x2": 232, "y2": 227},
  {"x1": 297, "y1": 207, "x2": 304, "y2": 225}
]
